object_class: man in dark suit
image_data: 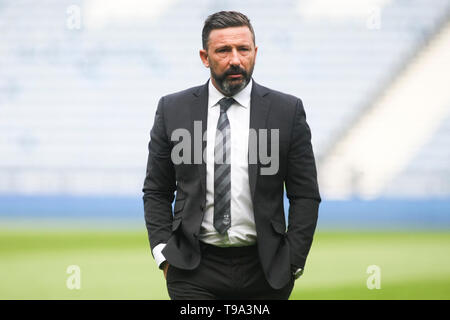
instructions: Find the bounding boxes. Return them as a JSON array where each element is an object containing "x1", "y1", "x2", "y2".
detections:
[{"x1": 143, "y1": 11, "x2": 321, "y2": 300}]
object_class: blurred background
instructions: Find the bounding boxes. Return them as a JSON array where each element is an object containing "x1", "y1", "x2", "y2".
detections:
[{"x1": 0, "y1": 0, "x2": 449, "y2": 299}]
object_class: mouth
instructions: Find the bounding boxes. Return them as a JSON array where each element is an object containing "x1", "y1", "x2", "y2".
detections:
[{"x1": 227, "y1": 74, "x2": 243, "y2": 79}]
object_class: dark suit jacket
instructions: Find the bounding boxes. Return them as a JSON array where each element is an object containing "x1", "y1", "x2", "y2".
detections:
[{"x1": 143, "y1": 79, "x2": 321, "y2": 290}]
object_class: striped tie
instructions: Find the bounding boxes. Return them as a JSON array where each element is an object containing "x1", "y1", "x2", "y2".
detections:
[{"x1": 214, "y1": 97, "x2": 235, "y2": 234}]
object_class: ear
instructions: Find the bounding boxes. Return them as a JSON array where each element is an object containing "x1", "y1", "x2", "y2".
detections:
[{"x1": 199, "y1": 49, "x2": 209, "y2": 68}]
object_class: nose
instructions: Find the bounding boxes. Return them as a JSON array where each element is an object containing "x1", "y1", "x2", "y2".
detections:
[{"x1": 229, "y1": 48, "x2": 240, "y2": 66}]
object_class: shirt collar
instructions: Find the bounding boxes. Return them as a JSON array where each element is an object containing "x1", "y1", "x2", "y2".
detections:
[{"x1": 208, "y1": 78, "x2": 252, "y2": 109}]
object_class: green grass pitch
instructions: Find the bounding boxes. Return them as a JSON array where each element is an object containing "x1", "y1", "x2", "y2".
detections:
[{"x1": 1, "y1": 229, "x2": 449, "y2": 299}]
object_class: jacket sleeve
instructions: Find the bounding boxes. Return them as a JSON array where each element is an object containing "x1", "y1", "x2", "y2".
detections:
[
  {"x1": 285, "y1": 98, "x2": 321, "y2": 270},
  {"x1": 143, "y1": 96, "x2": 176, "y2": 254}
]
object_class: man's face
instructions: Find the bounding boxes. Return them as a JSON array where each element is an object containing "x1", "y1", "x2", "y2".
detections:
[{"x1": 200, "y1": 26, "x2": 258, "y2": 96}]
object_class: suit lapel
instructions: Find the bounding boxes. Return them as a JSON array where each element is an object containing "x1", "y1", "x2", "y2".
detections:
[
  {"x1": 190, "y1": 80, "x2": 209, "y2": 198},
  {"x1": 248, "y1": 80, "x2": 271, "y2": 202}
]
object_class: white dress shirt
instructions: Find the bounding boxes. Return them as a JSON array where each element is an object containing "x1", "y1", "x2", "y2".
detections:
[
  {"x1": 153, "y1": 79, "x2": 256, "y2": 267},
  {"x1": 199, "y1": 79, "x2": 256, "y2": 246}
]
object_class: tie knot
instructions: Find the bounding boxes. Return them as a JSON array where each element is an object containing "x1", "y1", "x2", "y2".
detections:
[{"x1": 218, "y1": 97, "x2": 235, "y2": 113}]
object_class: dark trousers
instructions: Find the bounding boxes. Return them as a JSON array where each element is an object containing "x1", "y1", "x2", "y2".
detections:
[{"x1": 166, "y1": 242, "x2": 295, "y2": 300}]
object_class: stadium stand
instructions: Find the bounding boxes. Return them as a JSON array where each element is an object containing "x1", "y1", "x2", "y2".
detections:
[{"x1": 0, "y1": 0, "x2": 449, "y2": 210}]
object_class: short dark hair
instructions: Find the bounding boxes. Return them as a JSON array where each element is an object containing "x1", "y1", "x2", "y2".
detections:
[{"x1": 202, "y1": 11, "x2": 255, "y2": 50}]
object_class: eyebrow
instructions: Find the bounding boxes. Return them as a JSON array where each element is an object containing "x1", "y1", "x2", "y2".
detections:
[{"x1": 215, "y1": 44, "x2": 250, "y2": 52}]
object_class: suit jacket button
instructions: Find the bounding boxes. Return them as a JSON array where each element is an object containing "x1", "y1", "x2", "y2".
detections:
[{"x1": 200, "y1": 205, "x2": 204, "y2": 211}]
